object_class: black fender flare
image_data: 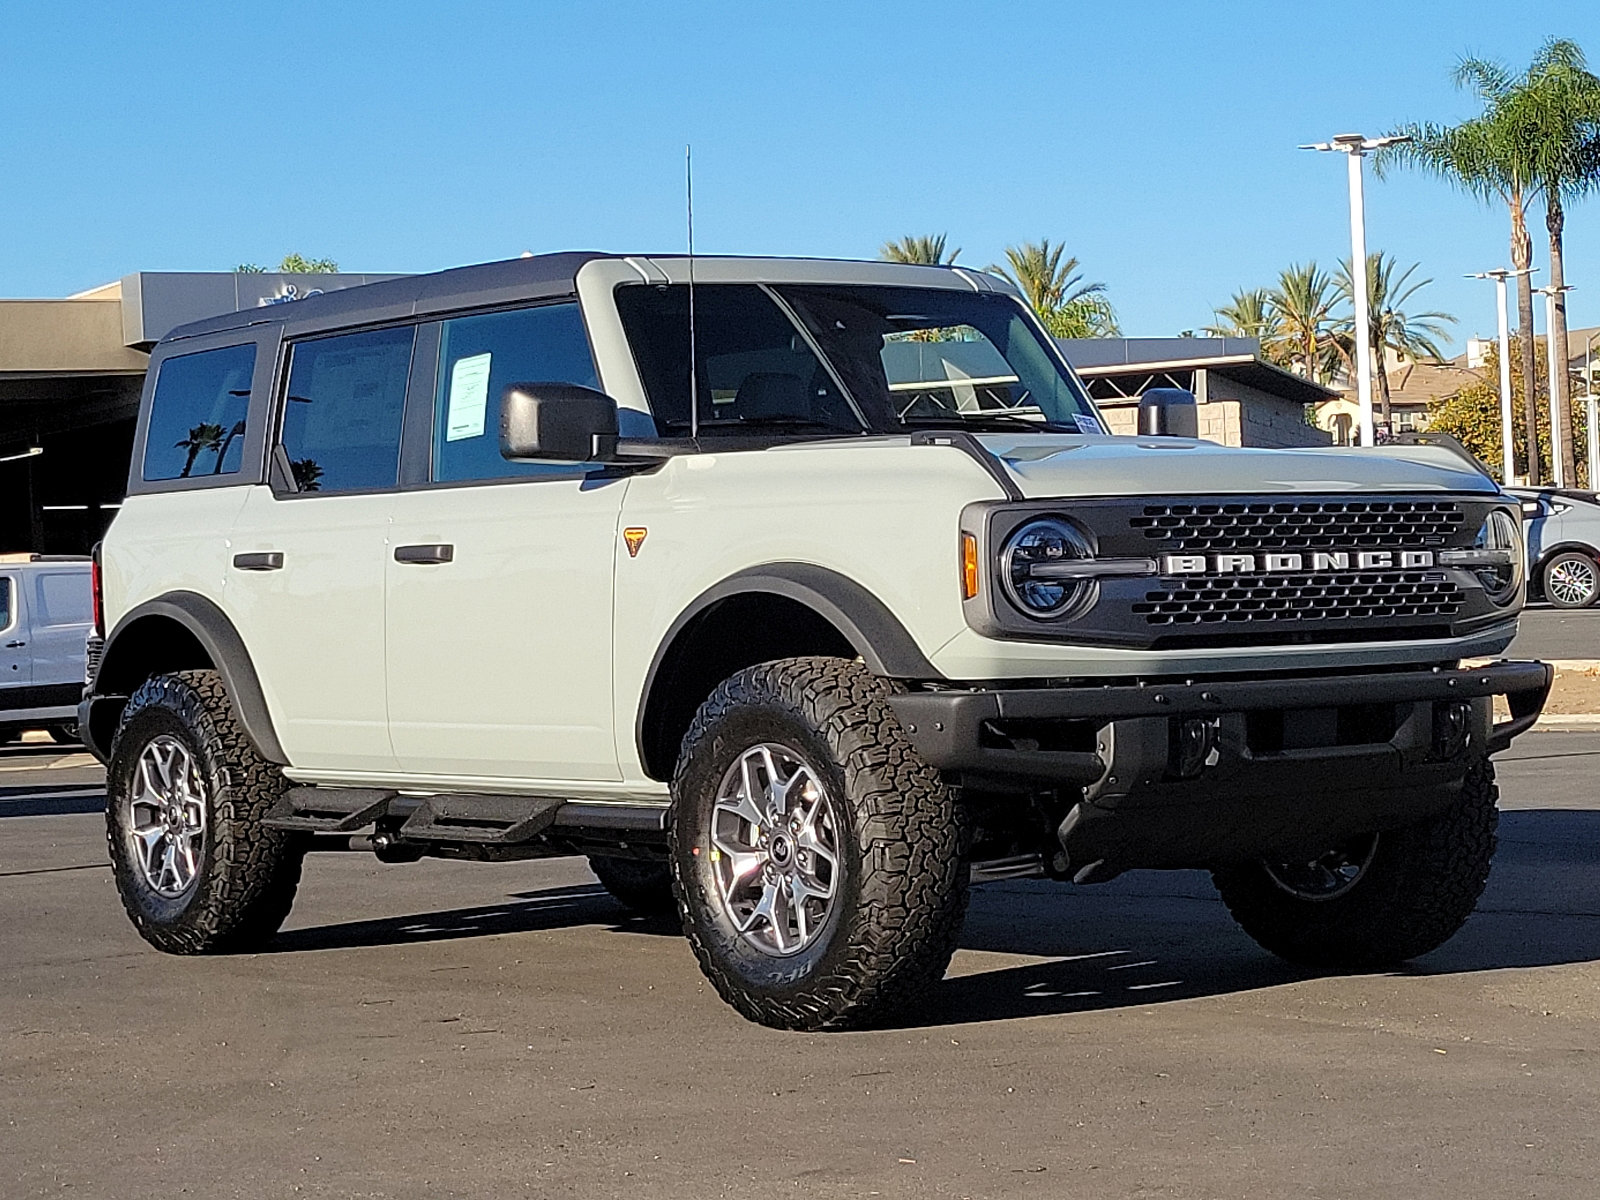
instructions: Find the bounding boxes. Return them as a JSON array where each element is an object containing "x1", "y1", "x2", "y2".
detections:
[
  {"x1": 634, "y1": 563, "x2": 942, "y2": 766},
  {"x1": 91, "y1": 591, "x2": 287, "y2": 764}
]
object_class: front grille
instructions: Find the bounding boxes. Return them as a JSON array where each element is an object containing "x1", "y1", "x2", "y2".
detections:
[
  {"x1": 1129, "y1": 500, "x2": 1465, "y2": 553},
  {"x1": 1134, "y1": 571, "x2": 1464, "y2": 626}
]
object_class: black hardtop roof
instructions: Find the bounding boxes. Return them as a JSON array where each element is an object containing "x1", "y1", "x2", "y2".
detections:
[{"x1": 163, "y1": 251, "x2": 616, "y2": 344}]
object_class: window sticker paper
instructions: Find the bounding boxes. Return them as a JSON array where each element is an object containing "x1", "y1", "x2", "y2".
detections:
[{"x1": 445, "y1": 353, "x2": 493, "y2": 441}]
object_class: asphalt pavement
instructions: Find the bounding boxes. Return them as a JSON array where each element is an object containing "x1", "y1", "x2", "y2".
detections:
[
  {"x1": 5, "y1": 734, "x2": 1600, "y2": 1198},
  {"x1": 1508, "y1": 604, "x2": 1600, "y2": 660}
]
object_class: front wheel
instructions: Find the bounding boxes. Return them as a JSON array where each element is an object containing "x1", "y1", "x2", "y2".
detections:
[
  {"x1": 105, "y1": 670, "x2": 304, "y2": 954},
  {"x1": 1543, "y1": 550, "x2": 1600, "y2": 608},
  {"x1": 1212, "y1": 759, "x2": 1498, "y2": 969},
  {"x1": 669, "y1": 657, "x2": 968, "y2": 1031}
]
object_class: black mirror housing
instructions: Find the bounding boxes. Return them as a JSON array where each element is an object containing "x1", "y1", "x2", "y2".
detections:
[
  {"x1": 1138, "y1": 387, "x2": 1199, "y2": 439},
  {"x1": 500, "y1": 383, "x2": 620, "y2": 462}
]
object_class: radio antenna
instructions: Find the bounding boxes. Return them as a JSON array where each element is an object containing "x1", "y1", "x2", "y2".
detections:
[{"x1": 686, "y1": 144, "x2": 699, "y2": 441}]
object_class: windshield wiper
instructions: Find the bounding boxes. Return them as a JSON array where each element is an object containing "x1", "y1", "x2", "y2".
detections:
[
  {"x1": 901, "y1": 414, "x2": 1082, "y2": 435},
  {"x1": 697, "y1": 416, "x2": 865, "y2": 434}
]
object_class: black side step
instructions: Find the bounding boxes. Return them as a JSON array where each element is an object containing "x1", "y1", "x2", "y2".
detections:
[
  {"x1": 264, "y1": 787, "x2": 396, "y2": 833},
  {"x1": 399, "y1": 794, "x2": 565, "y2": 844}
]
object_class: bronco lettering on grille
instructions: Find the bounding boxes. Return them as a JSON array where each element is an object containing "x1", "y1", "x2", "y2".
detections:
[{"x1": 1159, "y1": 550, "x2": 1438, "y2": 575}]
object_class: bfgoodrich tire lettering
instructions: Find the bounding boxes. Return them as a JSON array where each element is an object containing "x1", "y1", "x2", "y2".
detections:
[
  {"x1": 669, "y1": 657, "x2": 968, "y2": 1031},
  {"x1": 1212, "y1": 758, "x2": 1498, "y2": 968},
  {"x1": 106, "y1": 670, "x2": 303, "y2": 954}
]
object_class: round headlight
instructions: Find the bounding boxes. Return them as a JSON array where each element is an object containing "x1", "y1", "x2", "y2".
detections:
[
  {"x1": 1473, "y1": 508, "x2": 1524, "y2": 605},
  {"x1": 1001, "y1": 517, "x2": 1097, "y2": 619}
]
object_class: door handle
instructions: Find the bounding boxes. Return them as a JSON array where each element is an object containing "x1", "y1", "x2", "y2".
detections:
[
  {"x1": 5, "y1": 640, "x2": 23, "y2": 648},
  {"x1": 232, "y1": 551, "x2": 284, "y2": 571},
  {"x1": 394, "y1": 544, "x2": 455, "y2": 565}
]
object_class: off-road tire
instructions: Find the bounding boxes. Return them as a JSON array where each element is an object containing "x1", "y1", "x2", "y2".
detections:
[
  {"x1": 1542, "y1": 550, "x2": 1600, "y2": 609},
  {"x1": 106, "y1": 670, "x2": 304, "y2": 954},
  {"x1": 1212, "y1": 758, "x2": 1498, "y2": 969},
  {"x1": 588, "y1": 855, "x2": 677, "y2": 916},
  {"x1": 669, "y1": 657, "x2": 968, "y2": 1031}
]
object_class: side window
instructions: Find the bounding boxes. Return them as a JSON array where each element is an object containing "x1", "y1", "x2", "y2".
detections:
[
  {"x1": 0, "y1": 578, "x2": 11, "y2": 631},
  {"x1": 36, "y1": 573, "x2": 92, "y2": 626},
  {"x1": 432, "y1": 303, "x2": 600, "y2": 482},
  {"x1": 281, "y1": 326, "x2": 415, "y2": 493},
  {"x1": 142, "y1": 344, "x2": 256, "y2": 481}
]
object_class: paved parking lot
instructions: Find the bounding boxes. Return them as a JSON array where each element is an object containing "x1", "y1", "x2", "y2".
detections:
[
  {"x1": 5, "y1": 735, "x2": 1600, "y2": 1199},
  {"x1": 1508, "y1": 604, "x2": 1600, "y2": 661}
]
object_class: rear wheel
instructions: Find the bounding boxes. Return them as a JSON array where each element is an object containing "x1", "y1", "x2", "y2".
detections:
[
  {"x1": 670, "y1": 657, "x2": 968, "y2": 1031},
  {"x1": 1213, "y1": 759, "x2": 1498, "y2": 969},
  {"x1": 588, "y1": 855, "x2": 676, "y2": 916},
  {"x1": 106, "y1": 670, "x2": 304, "y2": 954},
  {"x1": 1543, "y1": 550, "x2": 1600, "y2": 609}
]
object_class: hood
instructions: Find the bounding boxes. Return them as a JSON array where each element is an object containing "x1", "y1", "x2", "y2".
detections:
[{"x1": 977, "y1": 434, "x2": 1503, "y2": 499}]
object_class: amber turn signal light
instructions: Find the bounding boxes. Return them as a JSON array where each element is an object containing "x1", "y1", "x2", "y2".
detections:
[{"x1": 961, "y1": 533, "x2": 979, "y2": 599}]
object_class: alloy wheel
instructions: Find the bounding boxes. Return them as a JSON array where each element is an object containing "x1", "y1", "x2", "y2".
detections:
[
  {"x1": 1261, "y1": 834, "x2": 1380, "y2": 902},
  {"x1": 1547, "y1": 556, "x2": 1598, "y2": 607},
  {"x1": 709, "y1": 743, "x2": 840, "y2": 956},
  {"x1": 126, "y1": 734, "x2": 208, "y2": 897}
]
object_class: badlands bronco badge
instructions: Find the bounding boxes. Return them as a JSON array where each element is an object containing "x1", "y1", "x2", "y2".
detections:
[{"x1": 1159, "y1": 549, "x2": 1438, "y2": 575}]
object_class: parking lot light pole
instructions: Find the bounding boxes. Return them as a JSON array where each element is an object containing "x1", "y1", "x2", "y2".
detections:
[
  {"x1": 1538, "y1": 284, "x2": 1576, "y2": 487},
  {"x1": 1301, "y1": 133, "x2": 1411, "y2": 448},
  {"x1": 1468, "y1": 269, "x2": 1522, "y2": 483},
  {"x1": 1587, "y1": 330, "x2": 1599, "y2": 490}
]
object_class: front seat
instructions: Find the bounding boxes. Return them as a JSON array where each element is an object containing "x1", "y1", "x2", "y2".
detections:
[{"x1": 734, "y1": 372, "x2": 812, "y2": 422}]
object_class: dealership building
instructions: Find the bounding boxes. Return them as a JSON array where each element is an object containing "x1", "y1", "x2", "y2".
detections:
[
  {"x1": 0, "y1": 272, "x2": 399, "y2": 554},
  {"x1": 0, "y1": 273, "x2": 1330, "y2": 556}
]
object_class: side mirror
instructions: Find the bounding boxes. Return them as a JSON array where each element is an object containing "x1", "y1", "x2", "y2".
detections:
[
  {"x1": 500, "y1": 383, "x2": 620, "y2": 462},
  {"x1": 1138, "y1": 388, "x2": 1199, "y2": 438}
]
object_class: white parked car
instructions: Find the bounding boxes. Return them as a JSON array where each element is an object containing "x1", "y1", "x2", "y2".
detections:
[
  {"x1": 0, "y1": 554, "x2": 91, "y2": 744},
  {"x1": 1511, "y1": 487, "x2": 1600, "y2": 608},
  {"x1": 81, "y1": 254, "x2": 1550, "y2": 1029}
]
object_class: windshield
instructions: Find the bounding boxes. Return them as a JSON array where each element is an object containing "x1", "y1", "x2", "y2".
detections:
[{"x1": 613, "y1": 282, "x2": 1105, "y2": 438}]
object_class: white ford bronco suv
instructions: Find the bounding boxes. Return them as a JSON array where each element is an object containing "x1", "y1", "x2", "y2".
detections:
[{"x1": 82, "y1": 253, "x2": 1551, "y2": 1030}]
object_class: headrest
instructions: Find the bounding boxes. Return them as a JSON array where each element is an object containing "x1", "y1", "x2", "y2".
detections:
[{"x1": 735, "y1": 372, "x2": 810, "y2": 421}]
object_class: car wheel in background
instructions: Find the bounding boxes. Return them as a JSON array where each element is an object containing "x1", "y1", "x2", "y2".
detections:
[
  {"x1": 1542, "y1": 550, "x2": 1600, "y2": 609},
  {"x1": 47, "y1": 723, "x2": 79, "y2": 745},
  {"x1": 588, "y1": 854, "x2": 677, "y2": 916}
]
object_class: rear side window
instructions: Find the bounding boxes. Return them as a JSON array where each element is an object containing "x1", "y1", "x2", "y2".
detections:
[
  {"x1": 432, "y1": 304, "x2": 600, "y2": 482},
  {"x1": 35, "y1": 572, "x2": 91, "y2": 626},
  {"x1": 0, "y1": 578, "x2": 11, "y2": 631},
  {"x1": 142, "y1": 344, "x2": 256, "y2": 481},
  {"x1": 281, "y1": 326, "x2": 415, "y2": 493}
]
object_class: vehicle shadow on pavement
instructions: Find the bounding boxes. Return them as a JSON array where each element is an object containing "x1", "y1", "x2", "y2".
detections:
[{"x1": 270, "y1": 884, "x2": 681, "y2": 953}]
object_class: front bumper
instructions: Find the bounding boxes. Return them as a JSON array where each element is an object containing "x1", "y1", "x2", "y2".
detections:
[{"x1": 891, "y1": 659, "x2": 1551, "y2": 876}]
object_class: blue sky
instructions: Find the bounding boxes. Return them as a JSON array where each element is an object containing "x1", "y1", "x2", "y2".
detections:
[{"x1": 2, "y1": 1, "x2": 1599, "y2": 350}]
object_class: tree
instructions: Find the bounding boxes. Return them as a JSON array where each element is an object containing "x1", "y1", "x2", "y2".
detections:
[
  {"x1": 1264, "y1": 263, "x2": 1339, "y2": 383},
  {"x1": 1204, "y1": 288, "x2": 1282, "y2": 344},
  {"x1": 879, "y1": 234, "x2": 960, "y2": 264},
  {"x1": 174, "y1": 423, "x2": 224, "y2": 478},
  {"x1": 1376, "y1": 41, "x2": 1600, "y2": 484},
  {"x1": 1331, "y1": 253, "x2": 1457, "y2": 428},
  {"x1": 987, "y1": 239, "x2": 1120, "y2": 337},
  {"x1": 1494, "y1": 39, "x2": 1600, "y2": 485},
  {"x1": 1425, "y1": 342, "x2": 1590, "y2": 485},
  {"x1": 234, "y1": 253, "x2": 340, "y2": 273}
]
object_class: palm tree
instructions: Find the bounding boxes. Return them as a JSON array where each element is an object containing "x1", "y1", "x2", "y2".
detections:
[
  {"x1": 175, "y1": 423, "x2": 224, "y2": 478},
  {"x1": 987, "y1": 239, "x2": 1120, "y2": 337},
  {"x1": 1494, "y1": 39, "x2": 1600, "y2": 484},
  {"x1": 879, "y1": 234, "x2": 960, "y2": 265},
  {"x1": 1377, "y1": 52, "x2": 1552, "y2": 479},
  {"x1": 1204, "y1": 288, "x2": 1281, "y2": 343},
  {"x1": 1265, "y1": 263, "x2": 1339, "y2": 384},
  {"x1": 1332, "y1": 254, "x2": 1457, "y2": 430}
]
